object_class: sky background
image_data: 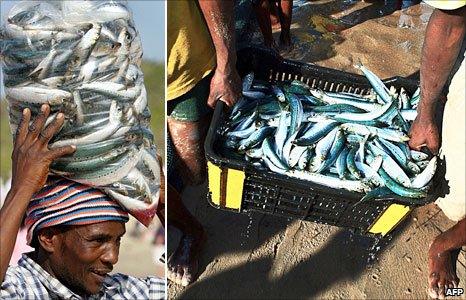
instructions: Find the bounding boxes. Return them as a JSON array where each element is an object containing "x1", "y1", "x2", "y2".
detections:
[{"x1": 0, "y1": 0, "x2": 165, "y2": 62}]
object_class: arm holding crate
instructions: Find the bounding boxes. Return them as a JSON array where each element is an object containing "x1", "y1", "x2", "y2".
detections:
[
  {"x1": 198, "y1": 0, "x2": 242, "y2": 108},
  {"x1": 409, "y1": 2, "x2": 466, "y2": 299}
]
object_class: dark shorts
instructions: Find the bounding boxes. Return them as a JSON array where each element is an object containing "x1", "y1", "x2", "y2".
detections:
[{"x1": 167, "y1": 74, "x2": 212, "y2": 122}]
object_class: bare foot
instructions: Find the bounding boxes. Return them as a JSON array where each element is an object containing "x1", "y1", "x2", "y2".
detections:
[
  {"x1": 168, "y1": 232, "x2": 207, "y2": 287},
  {"x1": 428, "y1": 241, "x2": 460, "y2": 299}
]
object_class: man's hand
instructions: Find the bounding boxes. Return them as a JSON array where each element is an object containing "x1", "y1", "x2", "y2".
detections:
[
  {"x1": 197, "y1": 0, "x2": 242, "y2": 108},
  {"x1": 1, "y1": 104, "x2": 75, "y2": 283},
  {"x1": 410, "y1": 7, "x2": 466, "y2": 156},
  {"x1": 11, "y1": 104, "x2": 76, "y2": 196},
  {"x1": 207, "y1": 66, "x2": 242, "y2": 108},
  {"x1": 408, "y1": 116, "x2": 440, "y2": 155}
]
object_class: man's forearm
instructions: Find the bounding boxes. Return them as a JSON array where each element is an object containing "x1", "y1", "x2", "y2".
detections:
[
  {"x1": 0, "y1": 188, "x2": 34, "y2": 283},
  {"x1": 197, "y1": 0, "x2": 237, "y2": 72},
  {"x1": 418, "y1": 8, "x2": 466, "y2": 121}
]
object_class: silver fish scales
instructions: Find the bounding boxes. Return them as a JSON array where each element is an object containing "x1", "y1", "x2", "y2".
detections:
[
  {"x1": 221, "y1": 69, "x2": 435, "y2": 203},
  {"x1": 1, "y1": 1, "x2": 159, "y2": 226}
]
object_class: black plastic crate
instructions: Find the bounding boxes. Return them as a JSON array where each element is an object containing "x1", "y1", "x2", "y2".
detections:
[{"x1": 205, "y1": 46, "x2": 440, "y2": 237}]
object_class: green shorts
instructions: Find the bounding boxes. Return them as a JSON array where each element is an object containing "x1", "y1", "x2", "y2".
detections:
[{"x1": 167, "y1": 74, "x2": 213, "y2": 122}]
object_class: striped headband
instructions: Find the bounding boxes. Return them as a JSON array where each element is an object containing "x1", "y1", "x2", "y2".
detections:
[{"x1": 25, "y1": 177, "x2": 129, "y2": 245}]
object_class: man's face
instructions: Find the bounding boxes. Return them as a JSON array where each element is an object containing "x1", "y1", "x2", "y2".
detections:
[{"x1": 48, "y1": 221, "x2": 126, "y2": 296}]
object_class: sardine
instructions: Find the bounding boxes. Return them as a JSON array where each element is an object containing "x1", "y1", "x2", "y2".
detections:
[
  {"x1": 336, "y1": 147, "x2": 349, "y2": 179},
  {"x1": 355, "y1": 62, "x2": 391, "y2": 104},
  {"x1": 410, "y1": 150, "x2": 429, "y2": 161},
  {"x1": 6, "y1": 86, "x2": 72, "y2": 106},
  {"x1": 317, "y1": 128, "x2": 345, "y2": 173},
  {"x1": 238, "y1": 126, "x2": 275, "y2": 151},
  {"x1": 286, "y1": 92, "x2": 304, "y2": 138},
  {"x1": 311, "y1": 89, "x2": 383, "y2": 111},
  {"x1": 368, "y1": 142, "x2": 411, "y2": 187},
  {"x1": 287, "y1": 170, "x2": 371, "y2": 193},
  {"x1": 346, "y1": 147, "x2": 362, "y2": 179},
  {"x1": 411, "y1": 156, "x2": 437, "y2": 189},
  {"x1": 289, "y1": 145, "x2": 308, "y2": 168},
  {"x1": 378, "y1": 168, "x2": 426, "y2": 198},
  {"x1": 274, "y1": 110, "x2": 288, "y2": 158},
  {"x1": 341, "y1": 123, "x2": 410, "y2": 143},
  {"x1": 262, "y1": 137, "x2": 288, "y2": 170},
  {"x1": 79, "y1": 81, "x2": 142, "y2": 101},
  {"x1": 52, "y1": 147, "x2": 128, "y2": 173},
  {"x1": 50, "y1": 101, "x2": 122, "y2": 147},
  {"x1": 71, "y1": 145, "x2": 141, "y2": 186},
  {"x1": 294, "y1": 120, "x2": 339, "y2": 146}
]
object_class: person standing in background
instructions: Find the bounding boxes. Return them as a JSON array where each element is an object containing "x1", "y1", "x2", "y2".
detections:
[
  {"x1": 167, "y1": 0, "x2": 242, "y2": 287},
  {"x1": 253, "y1": 0, "x2": 293, "y2": 50},
  {"x1": 408, "y1": 1, "x2": 466, "y2": 298}
]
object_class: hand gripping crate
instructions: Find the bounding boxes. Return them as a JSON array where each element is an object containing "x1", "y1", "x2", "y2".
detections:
[{"x1": 205, "y1": 46, "x2": 441, "y2": 238}]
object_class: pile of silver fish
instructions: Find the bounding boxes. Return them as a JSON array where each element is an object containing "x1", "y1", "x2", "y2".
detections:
[
  {"x1": 221, "y1": 65, "x2": 435, "y2": 203},
  {"x1": 0, "y1": 1, "x2": 159, "y2": 225}
]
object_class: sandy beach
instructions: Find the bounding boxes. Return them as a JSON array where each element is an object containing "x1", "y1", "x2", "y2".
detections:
[
  {"x1": 168, "y1": 1, "x2": 465, "y2": 299},
  {"x1": 169, "y1": 185, "x2": 465, "y2": 299}
]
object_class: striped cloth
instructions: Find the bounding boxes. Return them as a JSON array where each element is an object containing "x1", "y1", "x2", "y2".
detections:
[
  {"x1": 1, "y1": 253, "x2": 166, "y2": 299},
  {"x1": 25, "y1": 177, "x2": 129, "y2": 245}
]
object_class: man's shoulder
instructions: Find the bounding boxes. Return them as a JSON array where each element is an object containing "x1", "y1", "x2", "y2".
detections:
[
  {"x1": 1, "y1": 265, "x2": 33, "y2": 298},
  {"x1": 102, "y1": 273, "x2": 165, "y2": 299},
  {"x1": 3, "y1": 264, "x2": 31, "y2": 283}
]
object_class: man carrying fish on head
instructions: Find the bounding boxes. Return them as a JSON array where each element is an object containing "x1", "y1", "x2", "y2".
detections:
[
  {"x1": 167, "y1": 0, "x2": 242, "y2": 287},
  {"x1": 408, "y1": 1, "x2": 466, "y2": 298},
  {"x1": 0, "y1": 105, "x2": 165, "y2": 299}
]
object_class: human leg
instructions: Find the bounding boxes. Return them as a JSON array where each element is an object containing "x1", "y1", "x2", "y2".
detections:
[
  {"x1": 167, "y1": 75, "x2": 213, "y2": 186},
  {"x1": 429, "y1": 57, "x2": 466, "y2": 299},
  {"x1": 278, "y1": 0, "x2": 292, "y2": 48},
  {"x1": 167, "y1": 117, "x2": 211, "y2": 185},
  {"x1": 167, "y1": 183, "x2": 206, "y2": 287},
  {"x1": 428, "y1": 218, "x2": 466, "y2": 299},
  {"x1": 253, "y1": 0, "x2": 277, "y2": 49},
  {"x1": 166, "y1": 75, "x2": 212, "y2": 286},
  {"x1": 166, "y1": 129, "x2": 207, "y2": 287}
]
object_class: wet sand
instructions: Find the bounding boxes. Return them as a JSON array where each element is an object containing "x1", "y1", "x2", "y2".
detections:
[
  {"x1": 282, "y1": 0, "x2": 430, "y2": 78},
  {"x1": 169, "y1": 1, "x2": 465, "y2": 299},
  {"x1": 169, "y1": 185, "x2": 465, "y2": 299}
]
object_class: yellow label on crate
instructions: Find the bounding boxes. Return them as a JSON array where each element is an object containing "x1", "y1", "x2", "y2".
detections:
[
  {"x1": 225, "y1": 169, "x2": 245, "y2": 210},
  {"x1": 368, "y1": 204, "x2": 411, "y2": 236},
  {"x1": 207, "y1": 162, "x2": 245, "y2": 210},
  {"x1": 208, "y1": 162, "x2": 221, "y2": 206}
]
